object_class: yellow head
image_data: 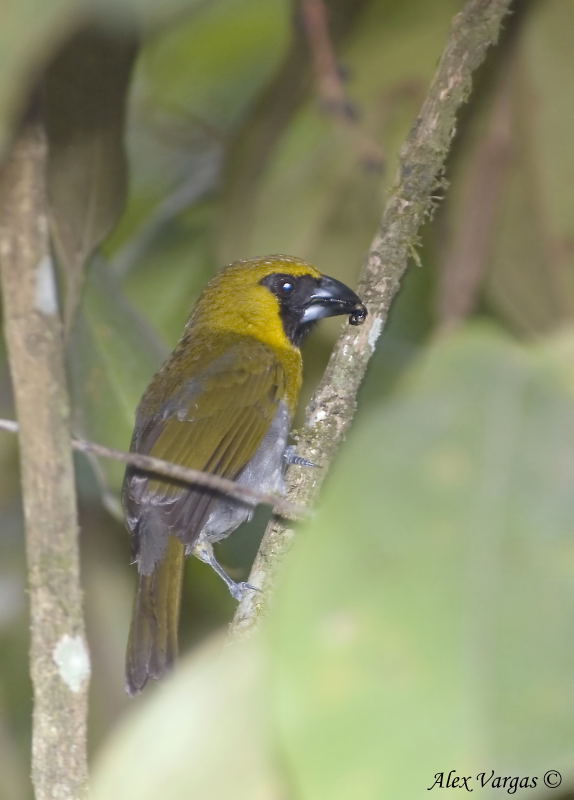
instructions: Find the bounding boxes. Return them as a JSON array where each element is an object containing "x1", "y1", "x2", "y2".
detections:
[{"x1": 189, "y1": 254, "x2": 366, "y2": 352}]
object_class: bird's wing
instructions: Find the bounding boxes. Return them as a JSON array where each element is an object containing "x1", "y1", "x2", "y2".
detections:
[{"x1": 123, "y1": 341, "x2": 287, "y2": 555}]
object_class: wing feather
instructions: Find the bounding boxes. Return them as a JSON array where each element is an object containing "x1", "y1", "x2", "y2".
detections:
[{"x1": 124, "y1": 340, "x2": 287, "y2": 557}]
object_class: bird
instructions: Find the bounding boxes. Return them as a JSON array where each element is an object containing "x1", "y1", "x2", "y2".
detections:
[{"x1": 122, "y1": 254, "x2": 366, "y2": 694}]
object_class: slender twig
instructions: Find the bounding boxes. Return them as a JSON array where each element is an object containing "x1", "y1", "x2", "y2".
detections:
[
  {"x1": 231, "y1": 0, "x2": 513, "y2": 635},
  {"x1": 0, "y1": 417, "x2": 305, "y2": 520},
  {"x1": 300, "y1": 0, "x2": 384, "y2": 169},
  {"x1": 0, "y1": 115, "x2": 89, "y2": 799}
]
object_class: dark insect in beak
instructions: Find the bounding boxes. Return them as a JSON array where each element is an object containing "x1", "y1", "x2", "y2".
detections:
[{"x1": 349, "y1": 304, "x2": 367, "y2": 326}]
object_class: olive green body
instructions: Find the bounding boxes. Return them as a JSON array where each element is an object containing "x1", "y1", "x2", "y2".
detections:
[{"x1": 123, "y1": 255, "x2": 365, "y2": 694}]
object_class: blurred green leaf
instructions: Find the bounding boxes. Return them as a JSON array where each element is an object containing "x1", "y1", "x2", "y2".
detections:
[
  {"x1": 122, "y1": 200, "x2": 216, "y2": 343},
  {"x1": 88, "y1": 326, "x2": 574, "y2": 800},
  {"x1": 91, "y1": 637, "x2": 279, "y2": 800},
  {"x1": 44, "y1": 24, "x2": 138, "y2": 328},
  {"x1": 0, "y1": 1, "x2": 76, "y2": 154},
  {"x1": 69, "y1": 260, "x2": 166, "y2": 494},
  {"x1": 0, "y1": 0, "x2": 208, "y2": 156},
  {"x1": 88, "y1": 0, "x2": 206, "y2": 30},
  {"x1": 104, "y1": 0, "x2": 289, "y2": 265},
  {"x1": 140, "y1": 0, "x2": 288, "y2": 131},
  {"x1": 269, "y1": 326, "x2": 574, "y2": 798}
]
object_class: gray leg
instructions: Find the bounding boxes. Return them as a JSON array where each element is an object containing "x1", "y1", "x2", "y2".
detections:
[{"x1": 192, "y1": 539, "x2": 259, "y2": 602}]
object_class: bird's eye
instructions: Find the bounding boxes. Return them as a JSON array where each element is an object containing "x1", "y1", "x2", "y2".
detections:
[{"x1": 280, "y1": 279, "x2": 294, "y2": 294}]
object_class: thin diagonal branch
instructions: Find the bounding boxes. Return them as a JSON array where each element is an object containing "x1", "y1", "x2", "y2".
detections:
[
  {"x1": 0, "y1": 417, "x2": 305, "y2": 520},
  {"x1": 232, "y1": 0, "x2": 513, "y2": 635}
]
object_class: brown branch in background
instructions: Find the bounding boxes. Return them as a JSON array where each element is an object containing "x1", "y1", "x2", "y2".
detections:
[
  {"x1": 232, "y1": 0, "x2": 514, "y2": 636},
  {"x1": 0, "y1": 417, "x2": 305, "y2": 520},
  {"x1": 219, "y1": 0, "x2": 367, "y2": 262},
  {"x1": 435, "y1": 60, "x2": 514, "y2": 331},
  {"x1": 0, "y1": 116, "x2": 89, "y2": 799},
  {"x1": 300, "y1": 0, "x2": 384, "y2": 169}
]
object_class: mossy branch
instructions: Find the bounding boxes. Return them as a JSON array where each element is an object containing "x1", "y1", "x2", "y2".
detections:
[
  {"x1": 231, "y1": 0, "x2": 513, "y2": 634},
  {"x1": 0, "y1": 117, "x2": 89, "y2": 799}
]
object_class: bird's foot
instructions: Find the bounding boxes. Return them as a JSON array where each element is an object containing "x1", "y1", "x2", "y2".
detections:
[
  {"x1": 228, "y1": 581, "x2": 261, "y2": 602},
  {"x1": 192, "y1": 540, "x2": 258, "y2": 601},
  {"x1": 283, "y1": 445, "x2": 318, "y2": 468}
]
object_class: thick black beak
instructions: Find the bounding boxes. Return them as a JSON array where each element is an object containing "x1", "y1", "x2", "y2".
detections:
[{"x1": 301, "y1": 275, "x2": 367, "y2": 325}]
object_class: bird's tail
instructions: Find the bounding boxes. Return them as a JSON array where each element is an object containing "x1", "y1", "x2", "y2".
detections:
[{"x1": 125, "y1": 535, "x2": 185, "y2": 695}]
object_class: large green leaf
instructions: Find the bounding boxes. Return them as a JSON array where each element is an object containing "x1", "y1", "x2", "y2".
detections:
[
  {"x1": 139, "y1": 0, "x2": 288, "y2": 131},
  {"x1": 44, "y1": 24, "x2": 138, "y2": 328},
  {"x1": 69, "y1": 260, "x2": 166, "y2": 495},
  {"x1": 104, "y1": 0, "x2": 289, "y2": 269},
  {"x1": 0, "y1": 1, "x2": 199, "y2": 157},
  {"x1": 91, "y1": 637, "x2": 279, "y2": 800},
  {"x1": 121, "y1": 201, "x2": 216, "y2": 343},
  {"x1": 90, "y1": 0, "x2": 206, "y2": 29},
  {"x1": 89, "y1": 327, "x2": 574, "y2": 798},
  {"x1": 269, "y1": 326, "x2": 574, "y2": 798}
]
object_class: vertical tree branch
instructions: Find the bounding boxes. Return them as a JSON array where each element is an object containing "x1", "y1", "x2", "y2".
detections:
[
  {"x1": 232, "y1": 0, "x2": 513, "y2": 635},
  {"x1": 0, "y1": 116, "x2": 89, "y2": 799}
]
